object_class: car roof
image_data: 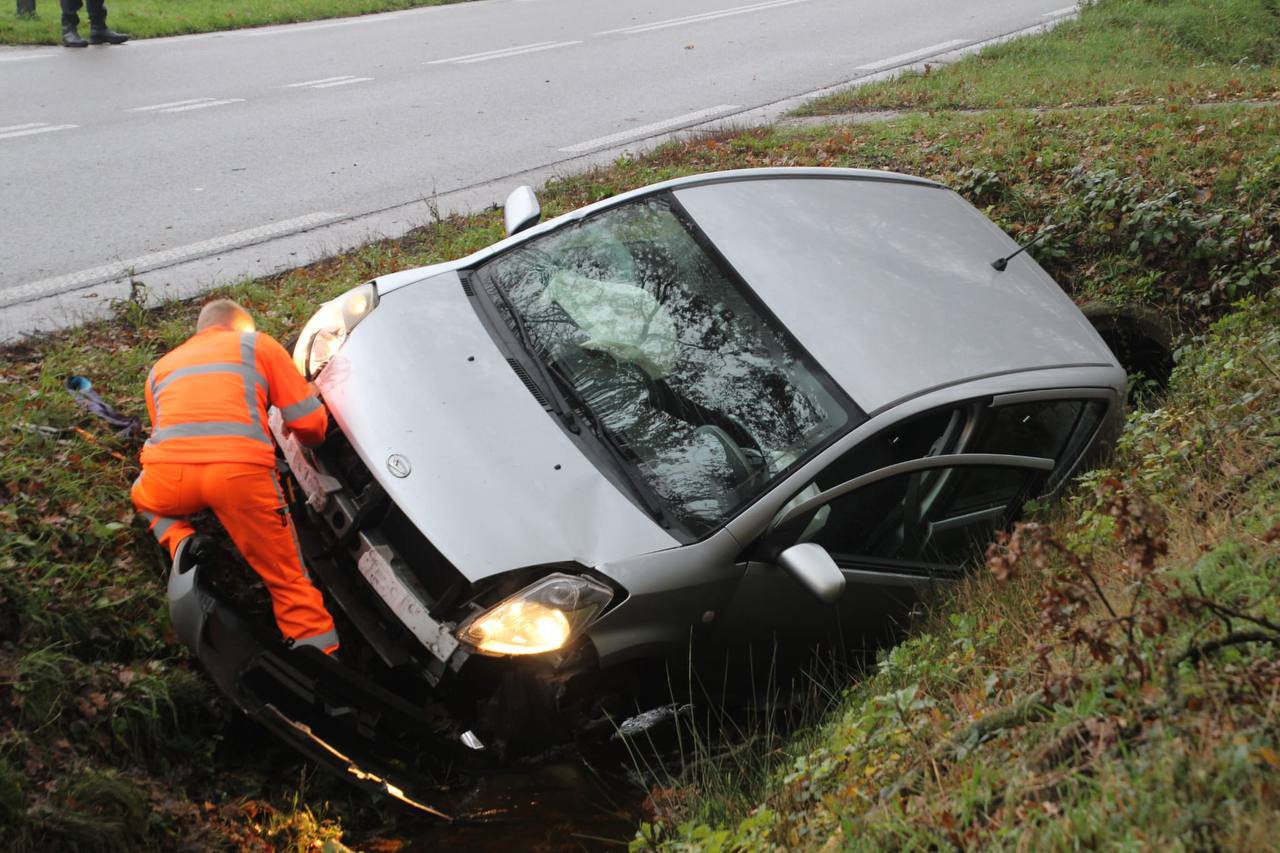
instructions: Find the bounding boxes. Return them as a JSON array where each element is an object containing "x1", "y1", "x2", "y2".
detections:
[
  {"x1": 670, "y1": 174, "x2": 1117, "y2": 415},
  {"x1": 379, "y1": 169, "x2": 1116, "y2": 415}
]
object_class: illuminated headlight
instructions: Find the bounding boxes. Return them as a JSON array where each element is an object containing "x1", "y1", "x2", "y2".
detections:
[
  {"x1": 458, "y1": 573, "x2": 614, "y2": 656},
  {"x1": 293, "y1": 282, "x2": 379, "y2": 378}
]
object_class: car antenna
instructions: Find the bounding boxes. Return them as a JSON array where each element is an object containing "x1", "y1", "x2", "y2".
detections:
[{"x1": 992, "y1": 224, "x2": 1058, "y2": 272}]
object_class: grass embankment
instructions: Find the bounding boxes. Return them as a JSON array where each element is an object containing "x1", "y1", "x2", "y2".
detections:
[
  {"x1": 797, "y1": 0, "x2": 1280, "y2": 115},
  {"x1": 1, "y1": 0, "x2": 1277, "y2": 847},
  {"x1": 0, "y1": 0, "x2": 465, "y2": 45},
  {"x1": 632, "y1": 0, "x2": 1280, "y2": 848}
]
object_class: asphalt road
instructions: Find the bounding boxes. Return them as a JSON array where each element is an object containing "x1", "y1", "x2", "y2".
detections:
[{"x1": 0, "y1": 0, "x2": 1074, "y2": 335}]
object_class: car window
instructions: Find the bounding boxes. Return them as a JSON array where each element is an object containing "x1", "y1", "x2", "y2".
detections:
[
  {"x1": 774, "y1": 397, "x2": 1107, "y2": 525},
  {"x1": 475, "y1": 193, "x2": 857, "y2": 536},
  {"x1": 772, "y1": 464, "x2": 1042, "y2": 572},
  {"x1": 764, "y1": 396, "x2": 1108, "y2": 570}
]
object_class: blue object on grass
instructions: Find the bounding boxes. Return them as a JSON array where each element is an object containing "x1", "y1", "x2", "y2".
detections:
[{"x1": 65, "y1": 374, "x2": 142, "y2": 438}]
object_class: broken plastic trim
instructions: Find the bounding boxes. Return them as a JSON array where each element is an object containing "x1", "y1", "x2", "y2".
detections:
[
  {"x1": 261, "y1": 705, "x2": 452, "y2": 821},
  {"x1": 177, "y1": 562, "x2": 460, "y2": 817}
]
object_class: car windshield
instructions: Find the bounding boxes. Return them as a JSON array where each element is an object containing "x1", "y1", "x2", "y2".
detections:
[{"x1": 476, "y1": 193, "x2": 855, "y2": 535}]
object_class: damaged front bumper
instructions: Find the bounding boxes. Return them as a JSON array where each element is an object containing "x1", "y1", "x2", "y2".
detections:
[
  {"x1": 166, "y1": 551, "x2": 460, "y2": 818},
  {"x1": 271, "y1": 409, "x2": 470, "y2": 681}
]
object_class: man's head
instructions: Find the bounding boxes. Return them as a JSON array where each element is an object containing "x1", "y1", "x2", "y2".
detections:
[{"x1": 196, "y1": 298, "x2": 255, "y2": 333}]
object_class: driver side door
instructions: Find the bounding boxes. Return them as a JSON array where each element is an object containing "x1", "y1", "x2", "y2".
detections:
[{"x1": 714, "y1": 453, "x2": 1052, "y2": 640}]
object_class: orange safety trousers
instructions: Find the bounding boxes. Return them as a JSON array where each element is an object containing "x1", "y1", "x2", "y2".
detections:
[{"x1": 132, "y1": 460, "x2": 339, "y2": 653}]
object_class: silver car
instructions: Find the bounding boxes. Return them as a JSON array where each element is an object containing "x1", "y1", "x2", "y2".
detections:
[{"x1": 168, "y1": 168, "x2": 1124, "y2": 801}]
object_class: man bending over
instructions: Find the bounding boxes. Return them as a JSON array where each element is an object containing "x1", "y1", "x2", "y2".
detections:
[{"x1": 131, "y1": 298, "x2": 339, "y2": 654}]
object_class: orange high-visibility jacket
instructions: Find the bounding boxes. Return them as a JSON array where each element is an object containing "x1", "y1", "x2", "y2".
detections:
[{"x1": 141, "y1": 328, "x2": 327, "y2": 467}]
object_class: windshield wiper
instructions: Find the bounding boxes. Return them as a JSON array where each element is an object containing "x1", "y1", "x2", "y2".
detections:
[
  {"x1": 540, "y1": 359, "x2": 670, "y2": 528},
  {"x1": 478, "y1": 277, "x2": 580, "y2": 435},
  {"x1": 471, "y1": 275, "x2": 668, "y2": 528}
]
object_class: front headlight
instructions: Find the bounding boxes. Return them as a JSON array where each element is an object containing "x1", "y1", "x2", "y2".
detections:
[
  {"x1": 458, "y1": 573, "x2": 614, "y2": 656},
  {"x1": 293, "y1": 281, "x2": 379, "y2": 378}
]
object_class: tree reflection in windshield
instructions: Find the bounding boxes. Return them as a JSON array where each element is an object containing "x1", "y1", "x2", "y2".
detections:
[{"x1": 479, "y1": 194, "x2": 854, "y2": 534}]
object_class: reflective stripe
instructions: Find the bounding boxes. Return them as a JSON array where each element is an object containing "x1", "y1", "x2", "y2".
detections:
[
  {"x1": 153, "y1": 362, "x2": 265, "y2": 396},
  {"x1": 279, "y1": 395, "x2": 321, "y2": 423},
  {"x1": 269, "y1": 469, "x2": 311, "y2": 580},
  {"x1": 146, "y1": 420, "x2": 273, "y2": 445},
  {"x1": 147, "y1": 367, "x2": 160, "y2": 424},
  {"x1": 294, "y1": 628, "x2": 339, "y2": 651},
  {"x1": 138, "y1": 509, "x2": 177, "y2": 541},
  {"x1": 151, "y1": 515, "x2": 177, "y2": 541},
  {"x1": 241, "y1": 333, "x2": 271, "y2": 445}
]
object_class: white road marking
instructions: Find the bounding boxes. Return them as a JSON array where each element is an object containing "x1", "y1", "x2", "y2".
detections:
[
  {"x1": 161, "y1": 98, "x2": 245, "y2": 113},
  {"x1": 284, "y1": 75, "x2": 357, "y2": 88},
  {"x1": 0, "y1": 122, "x2": 77, "y2": 141},
  {"x1": 309, "y1": 77, "x2": 374, "y2": 89},
  {"x1": 1043, "y1": 6, "x2": 1077, "y2": 17},
  {"x1": 0, "y1": 52, "x2": 58, "y2": 63},
  {"x1": 131, "y1": 97, "x2": 245, "y2": 114},
  {"x1": 596, "y1": 0, "x2": 809, "y2": 36},
  {"x1": 284, "y1": 75, "x2": 374, "y2": 89},
  {"x1": 856, "y1": 39, "x2": 967, "y2": 71},
  {"x1": 0, "y1": 211, "x2": 346, "y2": 309},
  {"x1": 427, "y1": 40, "x2": 581, "y2": 65},
  {"x1": 560, "y1": 105, "x2": 741, "y2": 154},
  {"x1": 130, "y1": 97, "x2": 217, "y2": 112}
]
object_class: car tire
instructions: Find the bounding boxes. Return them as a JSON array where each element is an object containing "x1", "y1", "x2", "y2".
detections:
[{"x1": 1080, "y1": 302, "x2": 1175, "y2": 392}]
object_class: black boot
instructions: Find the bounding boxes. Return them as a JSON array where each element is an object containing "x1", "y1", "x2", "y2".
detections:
[
  {"x1": 173, "y1": 533, "x2": 218, "y2": 576},
  {"x1": 61, "y1": 25, "x2": 89, "y2": 48},
  {"x1": 89, "y1": 27, "x2": 130, "y2": 44}
]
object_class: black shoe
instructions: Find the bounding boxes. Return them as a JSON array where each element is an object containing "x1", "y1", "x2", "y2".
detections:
[
  {"x1": 173, "y1": 533, "x2": 217, "y2": 575},
  {"x1": 88, "y1": 27, "x2": 130, "y2": 45},
  {"x1": 61, "y1": 25, "x2": 89, "y2": 48}
]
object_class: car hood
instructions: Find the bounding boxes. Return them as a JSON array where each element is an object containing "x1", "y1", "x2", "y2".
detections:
[{"x1": 315, "y1": 271, "x2": 680, "y2": 582}]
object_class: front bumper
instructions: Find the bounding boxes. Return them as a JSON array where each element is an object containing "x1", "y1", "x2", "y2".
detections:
[
  {"x1": 271, "y1": 409, "x2": 468, "y2": 680},
  {"x1": 166, "y1": 553, "x2": 460, "y2": 818}
]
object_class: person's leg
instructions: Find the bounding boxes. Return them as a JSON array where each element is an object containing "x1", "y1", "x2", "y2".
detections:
[
  {"x1": 60, "y1": 0, "x2": 82, "y2": 29},
  {"x1": 203, "y1": 462, "x2": 339, "y2": 653},
  {"x1": 59, "y1": 0, "x2": 90, "y2": 46},
  {"x1": 130, "y1": 465, "x2": 199, "y2": 558},
  {"x1": 83, "y1": 0, "x2": 106, "y2": 28},
  {"x1": 85, "y1": 0, "x2": 129, "y2": 44}
]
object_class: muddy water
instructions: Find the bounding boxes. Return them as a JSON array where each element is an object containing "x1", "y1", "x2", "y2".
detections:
[{"x1": 370, "y1": 762, "x2": 643, "y2": 851}]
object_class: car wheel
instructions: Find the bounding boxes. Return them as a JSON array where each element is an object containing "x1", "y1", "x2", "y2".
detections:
[{"x1": 1081, "y1": 303, "x2": 1175, "y2": 398}]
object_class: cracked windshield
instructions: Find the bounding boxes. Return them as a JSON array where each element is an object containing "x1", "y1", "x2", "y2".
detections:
[{"x1": 480, "y1": 194, "x2": 853, "y2": 534}]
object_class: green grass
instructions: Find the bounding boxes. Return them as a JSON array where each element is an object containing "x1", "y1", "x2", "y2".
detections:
[
  {"x1": 0, "y1": 0, "x2": 468, "y2": 45},
  {"x1": 797, "y1": 0, "x2": 1280, "y2": 115},
  {"x1": 1, "y1": 0, "x2": 1278, "y2": 845}
]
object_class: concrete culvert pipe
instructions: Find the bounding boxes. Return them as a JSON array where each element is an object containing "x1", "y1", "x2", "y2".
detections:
[{"x1": 1080, "y1": 303, "x2": 1176, "y2": 392}]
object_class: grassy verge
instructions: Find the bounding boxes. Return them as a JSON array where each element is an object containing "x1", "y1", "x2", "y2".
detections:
[
  {"x1": 0, "y1": 0, "x2": 466, "y2": 45},
  {"x1": 1, "y1": 0, "x2": 1278, "y2": 846},
  {"x1": 797, "y1": 0, "x2": 1280, "y2": 115}
]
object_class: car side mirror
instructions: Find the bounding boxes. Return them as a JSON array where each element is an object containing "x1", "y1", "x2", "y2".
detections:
[
  {"x1": 777, "y1": 543, "x2": 846, "y2": 604},
  {"x1": 503, "y1": 186, "x2": 541, "y2": 236}
]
